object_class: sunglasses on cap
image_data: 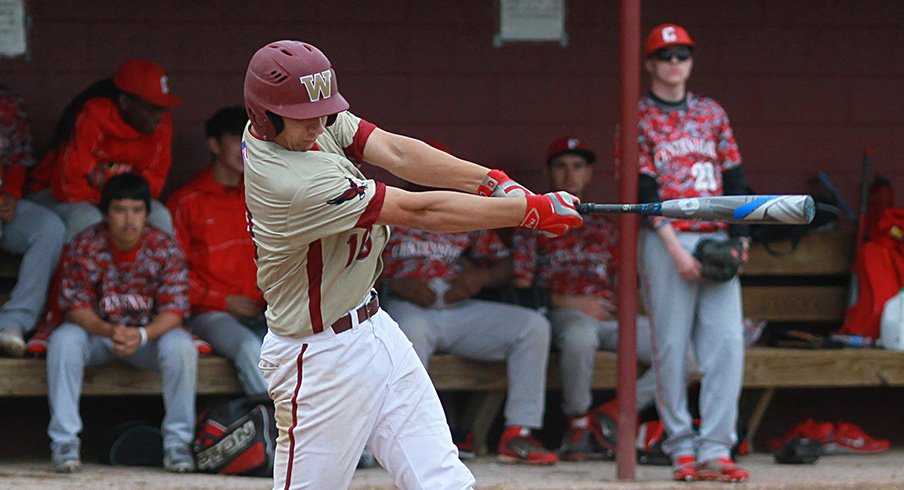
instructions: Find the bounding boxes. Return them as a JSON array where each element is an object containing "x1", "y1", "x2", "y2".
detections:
[{"x1": 652, "y1": 46, "x2": 693, "y2": 61}]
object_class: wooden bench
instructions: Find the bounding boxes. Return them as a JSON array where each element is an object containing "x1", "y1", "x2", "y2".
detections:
[
  {"x1": 4, "y1": 347, "x2": 903, "y2": 456},
  {"x1": 740, "y1": 228, "x2": 855, "y2": 324},
  {"x1": 2, "y1": 229, "x2": 897, "y2": 456}
]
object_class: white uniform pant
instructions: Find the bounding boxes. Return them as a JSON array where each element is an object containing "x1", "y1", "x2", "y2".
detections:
[{"x1": 259, "y1": 303, "x2": 474, "y2": 490}]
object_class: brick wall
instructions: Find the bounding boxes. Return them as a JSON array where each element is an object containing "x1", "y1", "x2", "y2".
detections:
[{"x1": 2, "y1": 0, "x2": 901, "y2": 207}]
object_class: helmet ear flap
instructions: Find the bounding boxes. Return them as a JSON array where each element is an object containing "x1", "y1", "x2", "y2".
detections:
[{"x1": 266, "y1": 111, "x2": 285, "y2": 136}]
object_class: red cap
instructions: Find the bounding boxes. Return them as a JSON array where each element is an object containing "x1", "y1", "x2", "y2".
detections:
[
  {"x1": 645, "y1": 23, "x2": 695, "y2": 57},
  {"x1": 547, "y1": 136, "x2": 596, "y2": 164},
  {"x1": 113, "y1": 59, "x2": 182, "y2": 107}
]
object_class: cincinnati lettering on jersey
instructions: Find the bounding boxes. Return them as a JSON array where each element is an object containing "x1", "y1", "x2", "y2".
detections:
[
  {"x1": 653, "y1": 137, "x2": 717, "y2": 169},
  {"x1": 544, "y1": 249, "x2": 609, "y2": 278},
  {"x1": 299, "y1": 70, "x2": 332, "y2": 102},
  {"x1": 327, "y1": 178, "x2": 367, "y2": 205},
  {"x1": 100, "y1": 293, "x2": 155, "y2": 324},
  {"x1": 388, "y1": 241, "x2": 462, "y2": 263}
]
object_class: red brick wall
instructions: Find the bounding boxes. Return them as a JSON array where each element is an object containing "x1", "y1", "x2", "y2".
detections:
[{"x1": 2, "y1": 0, "x2": 901, "y2": 209}]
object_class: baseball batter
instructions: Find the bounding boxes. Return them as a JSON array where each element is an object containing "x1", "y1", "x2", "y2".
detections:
[
  {"x1": 242, "y1": 40, "x2": 583, "y2": 490},
  {"x1": 632, "y1": 24, "x2": 750, "y2": 482}
]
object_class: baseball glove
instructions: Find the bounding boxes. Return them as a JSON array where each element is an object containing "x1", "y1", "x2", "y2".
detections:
[{"x1": 693, "y1": 238, "x2": 746, "y2": 282}]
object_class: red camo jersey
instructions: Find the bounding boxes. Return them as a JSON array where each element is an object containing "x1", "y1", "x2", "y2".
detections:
[
  {"x1": 513, "y1": 215, "x2": 618, "y2": 301},
  {"x1": 59, "y1": 223, "x2": 189, "y2": 326},
  {"x1": 28, "y1": 97, "x2": 173, "y2": 203},
  {"x1": 381, "y1": 227, "x2": 509, "y2": 281},
  {"x1": 637, "y1": 92, "x2": 742, "y2": 232},
  {"x1": 0, "y1": 86, "x2": 34, "y2": 198},
  {"x1": 167, "y1": 167, "x2": 262, "y2": 314}
]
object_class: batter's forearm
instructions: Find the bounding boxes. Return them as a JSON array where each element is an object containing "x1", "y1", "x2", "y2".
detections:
[
  {"x1": 363, "y1": 130, "x2": 488, "y2": 193},
  {"x1": 379, "y1": 188, "x2": 525, "y2": 232}
]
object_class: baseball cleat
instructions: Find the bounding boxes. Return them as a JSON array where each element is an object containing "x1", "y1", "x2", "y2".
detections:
[
  {"x1": 558, "y1": 414, "x2": 614, "y2": 461},
  {"x1": 497, "y1": 426, "x2": 559, "y2": 465},
  {"x1": 696, "y1": 457, "x2": 749, "y2": 483},
  {"x1": 671, "y1": 455, "x2": 698, "y2": 482}
]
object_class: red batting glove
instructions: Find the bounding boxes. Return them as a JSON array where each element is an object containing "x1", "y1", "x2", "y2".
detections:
[
  {"x1": 520, "y1": 192, "x2": 583, "y2": 238},
  {"x1": 477, "y1": 169, "x2": 534, "y2": 198}
]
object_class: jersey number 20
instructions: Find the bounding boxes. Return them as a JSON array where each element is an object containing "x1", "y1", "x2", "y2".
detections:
[{"x1": 691, "y1": 161, "x2": 719, "y2": 192}]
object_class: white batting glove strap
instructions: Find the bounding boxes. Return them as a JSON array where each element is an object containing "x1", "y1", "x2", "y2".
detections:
[{"x1": 477, "y1": 169, "x2": 535, "y2": 198}]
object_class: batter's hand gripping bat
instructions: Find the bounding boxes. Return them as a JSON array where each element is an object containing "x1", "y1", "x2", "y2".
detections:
[{"x1": 576, "y1": 195, "x2": 815, "y2": 225}]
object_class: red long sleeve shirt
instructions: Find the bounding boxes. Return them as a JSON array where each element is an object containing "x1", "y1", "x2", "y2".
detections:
[
  {"x1": 167, "y1": 167, "x2": 262, "y2": 313},
  {"x1": 28, "y1": 97, "x2": 173, "y2": 202}
]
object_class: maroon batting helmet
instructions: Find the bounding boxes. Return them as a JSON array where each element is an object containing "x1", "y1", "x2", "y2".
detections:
[{"x1": 243, "y1": 40, "x2": 349, "y2": 140}]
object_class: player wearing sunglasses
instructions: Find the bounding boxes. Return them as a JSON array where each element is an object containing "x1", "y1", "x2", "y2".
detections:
[{"x1": 630, "y1": 23, "x2": 751, "y2": 483}]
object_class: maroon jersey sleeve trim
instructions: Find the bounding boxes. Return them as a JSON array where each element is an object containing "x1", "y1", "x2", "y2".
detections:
[
  {"x1": 306, "y1": 240, "x2": 324, "y2": 333},
  {"x1": 343, "y1": 119, "x2": 377, "y2": 164},
  {"x1": 354, "y1": 181, "x2": 386, "y2": 229}
]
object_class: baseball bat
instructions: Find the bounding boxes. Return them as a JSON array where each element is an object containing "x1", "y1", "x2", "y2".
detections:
[
  {"x1": 576, "y1": 195, "x2": 815, "y2": 225},
  {"x1": 816, "y1": 171, "x2": 857, "y2": 222}
]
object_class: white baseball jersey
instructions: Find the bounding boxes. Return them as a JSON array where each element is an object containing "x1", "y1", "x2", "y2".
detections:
[{"x1": 243, "y1": 125, "x2": 388, "y2": 339}]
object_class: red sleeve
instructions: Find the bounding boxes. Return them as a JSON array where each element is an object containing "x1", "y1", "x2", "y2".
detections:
[
  {"x1": 156, "y1": 237, "x2": 190, "y2": 318},
  {"x1": 343, "y1": 119, "x2": 377, "y2": 164},
  {"x1": 138, "y1": 114, "x2": 173, "y2": 198},
  {"x1": 52, "y1": 108, "x2": 106, "y2": 203},
  {"x1": 354, "y1": 181, "x2": 385, "y2": 228},
  {"x1": 166, "y1": 189, "x2": 228, "y2": 313},
  {"x1": 166, "y1": 192, "x2": 189, "y2": 251},
  {"x1": 1, "y1": 165, "x2": 26, "y2": 199}
]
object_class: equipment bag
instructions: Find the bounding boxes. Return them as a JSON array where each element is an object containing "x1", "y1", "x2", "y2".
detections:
[
  {"x1": 840, "y1": 208, "x2": 904, "y2": 339},
  {"x1": 193, "y1": 394, "x2": 277, "y2": 476}
]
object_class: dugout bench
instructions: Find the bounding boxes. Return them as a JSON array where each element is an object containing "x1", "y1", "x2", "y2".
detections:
[{"x1": 2, "y1": 230, "x2": 904, "y2": 456}]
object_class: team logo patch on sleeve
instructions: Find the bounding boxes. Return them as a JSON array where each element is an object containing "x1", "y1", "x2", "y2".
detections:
[{"x1": 327, "y1": 177, "x2": 368, "y2": 205}]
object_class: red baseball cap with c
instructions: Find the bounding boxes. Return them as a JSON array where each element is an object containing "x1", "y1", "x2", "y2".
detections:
[
  {"x1": 645, "y1": 23, "x2": 695, "y2": 57},
  {"x1": 113, "y1": 59, "x2": 182, "y2": 107},
  {"x1": 547, "y1": 136, "x2": 596, "y2": 165}
]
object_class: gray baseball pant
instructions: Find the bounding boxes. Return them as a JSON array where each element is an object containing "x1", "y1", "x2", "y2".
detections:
[
  {"x1": 46, "y1": 323, "x2": 198, "y2": 452},
  {"x1": 548, "y1": 309, "x2": 657, "y2": 417},
  {"x1": 0, "y1": 199, "x2": 65, "y2": 334},
  {"x1": 383, "y1": 297, "x2": 551, "y2": 429},
  {"x1": 549, "y1": 309, "x2": 699, "y2": 418},
  {"x1": 186, "y1": 311, "x2": 267, "y2": 395},
  {"x1": 639, "y1": 228, "x2": 744, "y2": 462}
]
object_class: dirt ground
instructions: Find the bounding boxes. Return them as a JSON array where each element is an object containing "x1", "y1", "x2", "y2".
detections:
[{"x1": 3, "y1": 450, "x2": 904, "y2": 489}]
